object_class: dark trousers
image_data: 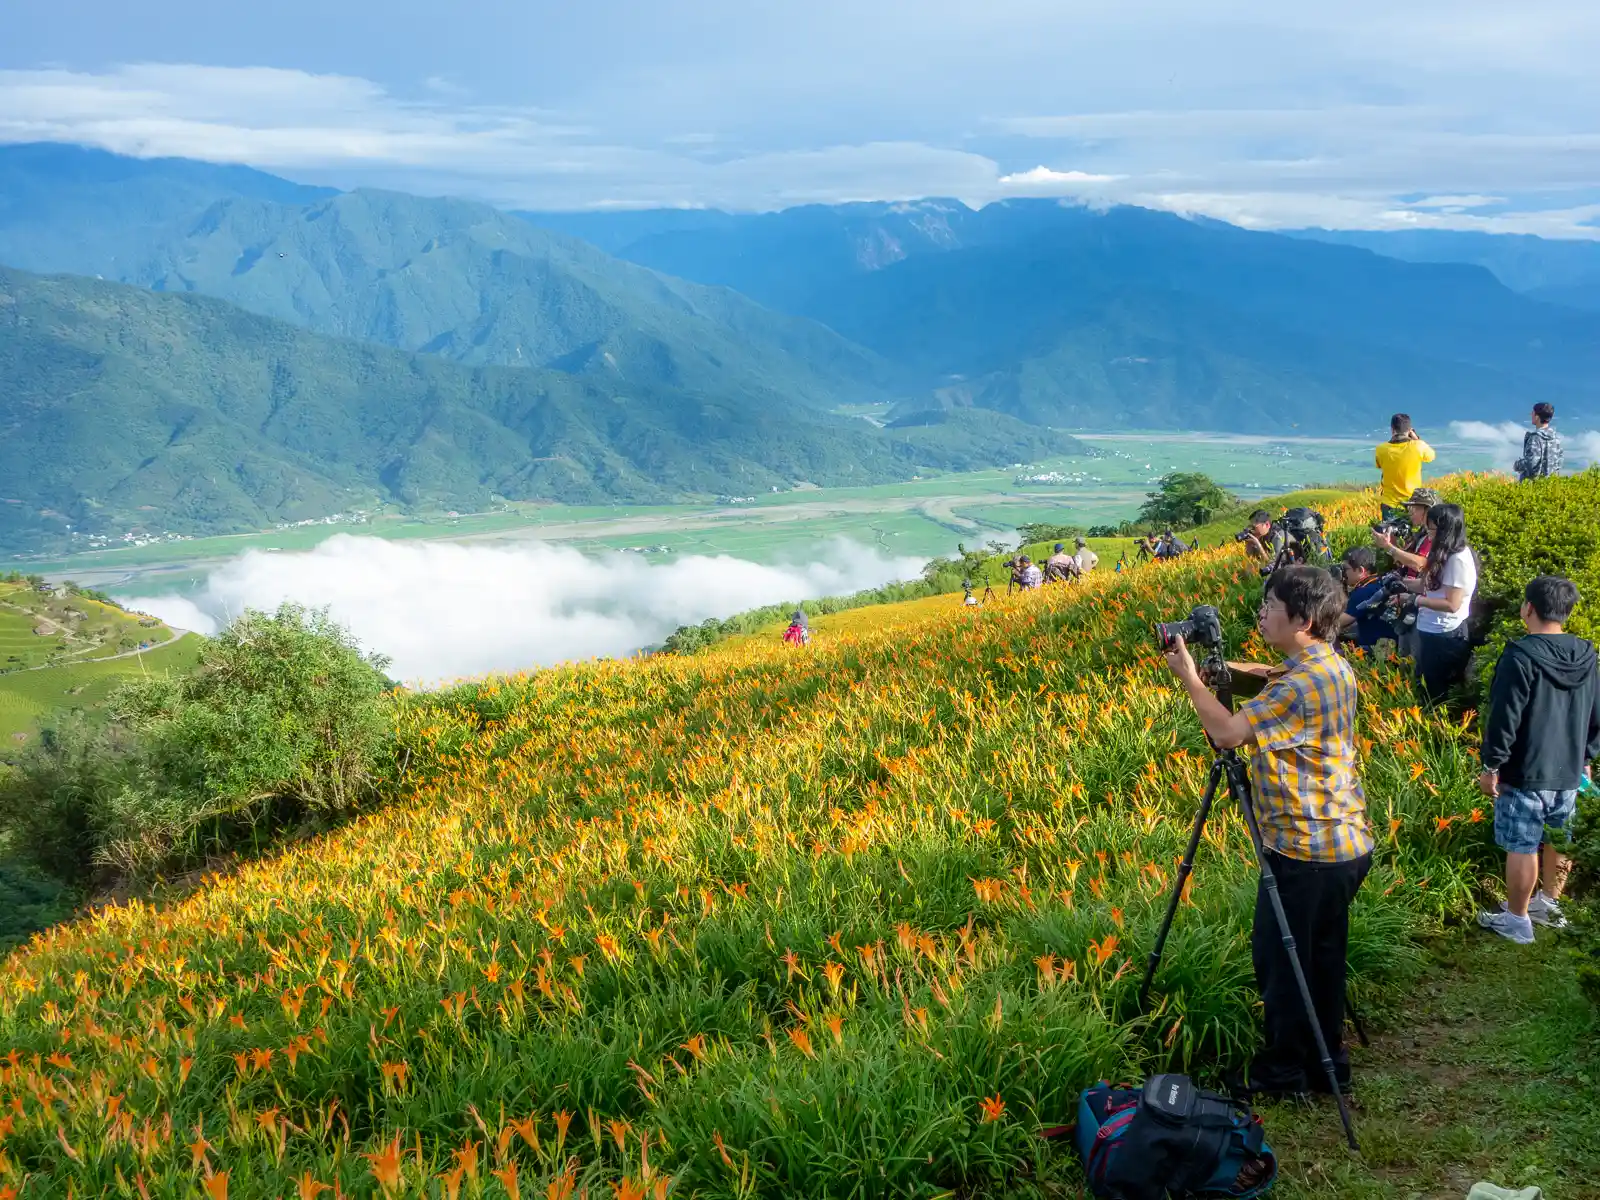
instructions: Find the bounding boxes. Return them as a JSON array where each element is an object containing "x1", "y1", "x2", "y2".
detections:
[
  {"x1": 1416, "y1": 626, "x2": 1471, "y2": 704},
  {"x1": 1251, "y1": 850, "x2": 1372, "y2": 1090}
]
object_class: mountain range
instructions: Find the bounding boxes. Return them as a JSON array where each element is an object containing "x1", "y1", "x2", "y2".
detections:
[
  {"x1": 1290, "y1": 228, "x2": 1600, "y2": 313},
  {"x1": 521, "y1": 200, "x2": 1600, "y2": 430},
  {"x1": 2, "y1": 142, "x2": 1599, "y2": 551},
  {"x1": 0, "y1": 266, "x2": 1083, "y2": 552}
]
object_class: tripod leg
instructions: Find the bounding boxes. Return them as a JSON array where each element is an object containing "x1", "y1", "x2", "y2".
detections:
[
  {"x1": 1225, "y1": 756, "x2": 1360, "y2": 1153},
  {"x1": 1138, "y1": 758, "x2": 1225, "y2": 1010}
]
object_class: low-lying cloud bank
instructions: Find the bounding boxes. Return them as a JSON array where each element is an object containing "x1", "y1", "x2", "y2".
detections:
[
  {"x1": 1449, "y1": 421, "x2": 1600, "y2": 472},
  {"x1": 126, "y1": 536, "x2": 924, "y2": 684}
]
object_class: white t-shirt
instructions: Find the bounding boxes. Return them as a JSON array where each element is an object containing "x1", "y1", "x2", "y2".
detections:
[
  {"x1": 1415, "y1": 548, "x2": 1477, "y2": 634},
  {"x1": 1075, "y1": 548, "x2": 1099, "y2": 573}
]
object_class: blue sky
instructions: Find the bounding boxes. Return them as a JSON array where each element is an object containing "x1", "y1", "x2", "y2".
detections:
[{"x1": 3, "y1": 0, "x2": 1598, "y2": 233}]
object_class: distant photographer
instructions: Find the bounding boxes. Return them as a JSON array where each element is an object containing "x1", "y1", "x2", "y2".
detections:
[
  {"x1": 1163, "y1": 566, "x2": 1372, "y2": 1098},
  {"x1": 1374, "y1": 413, "x2": 1435, "y2": 521},
  {"x1": 1336, "y1": 547, "x2": 1387, "y2": 651},
  {"x1": 1045, "y1": 543, "x2": 1081, "y2": 583},
  {"x1": 1399, "y1": 503, "x2": 1478, "y2": 703},
  {"x1": 1155, "y1": 529, "x2": 1187, "y2": 560},
  {"x1": 1370, "y1": 487, "x2": 1439, "y2": 578},
  {"x1": 1241, "y1": 507, "x2": 1330, "y2": 578},
  {"x1": 1020, "y1": 555, "x2": 1044, "y2": 589}
]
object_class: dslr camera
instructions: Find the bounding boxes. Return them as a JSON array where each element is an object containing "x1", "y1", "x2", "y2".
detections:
[
  {"x1": 1371, "y1": 514, "x2": 1411, "y2": 543},
  {"x1": 1355, "y1": 572, "x2": 1418, "y2": 632},
  {"x1": 1154, "y1": 604, "x2": 1224, "y2": 653}
]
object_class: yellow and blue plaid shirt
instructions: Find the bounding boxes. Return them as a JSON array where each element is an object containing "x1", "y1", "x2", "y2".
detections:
[{"x1": 1238, "y1": 641, "x2": 1373, "y2": 863}]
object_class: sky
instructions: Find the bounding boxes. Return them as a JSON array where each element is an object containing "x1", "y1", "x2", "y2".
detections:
[{"x1": 3, "y1": 0, "x2": 1600, "y2": 232}]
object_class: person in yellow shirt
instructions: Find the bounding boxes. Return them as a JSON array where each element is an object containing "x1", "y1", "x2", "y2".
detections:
[{"x1": 1374, "y1": 413, "x2": 1436, "y2": 518}]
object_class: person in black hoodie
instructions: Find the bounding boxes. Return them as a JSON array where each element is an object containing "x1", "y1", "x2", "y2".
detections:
[{"x1": 1476, "y1": 575, "x2": 1600, "y2": 943}]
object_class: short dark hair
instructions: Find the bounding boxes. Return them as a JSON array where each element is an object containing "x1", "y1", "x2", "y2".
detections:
[
  {"x1": 1391, "y1": 413, "x2": 1413, "y2": 435},
  {"x1": 1525, "y1": 575, "x2": 1579, "y2": 624},
  {"x1": 1533, "y1": 402, "x2": 1555, "y2": 424},
  {"x1": 1266, "y1": 565, "x2": 1347, "y2": 641},
  {"x1": 1250, "y1": 509, "x2": 1272, "y2": 525},
  {"x1": 1341, "y1": 546, "x2": 1376, "y2": 572}
]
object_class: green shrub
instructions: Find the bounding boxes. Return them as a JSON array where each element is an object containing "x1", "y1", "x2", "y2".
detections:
[
  {"x1": 0, "y1": 604, "x2": 397, "y2": 879},
  {"x1": 1445, "y1": 470, "x2": 1600, "y2": 680},
  {"x1": 0, "y1": 716, "x2": 143, "y2": 878},
  {"x1": 1572, "y1": 785, "x2": 1600, "y2": 1008}
]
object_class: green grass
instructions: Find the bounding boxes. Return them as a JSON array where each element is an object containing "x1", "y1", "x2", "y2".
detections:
[
  {"x1": 1261, "y1": 934, "x2": 1600, "y2": 1199},
  {"x1": 0, "y1": 633, "x2": 203, "y2": 750}
]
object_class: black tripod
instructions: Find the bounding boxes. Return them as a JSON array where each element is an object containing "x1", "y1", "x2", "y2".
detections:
[{"x1": 1137, "y1": 654, "x2": 1360, "y2": 1152}]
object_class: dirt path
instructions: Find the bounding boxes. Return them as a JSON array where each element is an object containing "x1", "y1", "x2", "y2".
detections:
[{"x1": 4, "y1": 630, "x2": 193, "y2": 674}]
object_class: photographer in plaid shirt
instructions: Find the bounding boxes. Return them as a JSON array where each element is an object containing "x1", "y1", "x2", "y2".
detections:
[{"x1": 1164, "y1": 566, "x2": 1373, "y2": 1099}]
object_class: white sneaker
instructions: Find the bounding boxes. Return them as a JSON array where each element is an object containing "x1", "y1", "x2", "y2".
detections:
[
  {"x1": 1478, "y1": 909, "x2": 1535, "y2": 944},
  {"x1": 1528, "y1": 893, "x2": 1569, "y2": 929}
]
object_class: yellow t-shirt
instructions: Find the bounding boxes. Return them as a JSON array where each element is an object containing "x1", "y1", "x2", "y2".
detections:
[{"x1": 1373, "y1": 437, "x2": 1435, "y2": 507}]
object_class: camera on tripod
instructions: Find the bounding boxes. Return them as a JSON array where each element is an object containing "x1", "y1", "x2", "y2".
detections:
[
  {"x1": 1262, "y1": 507, "x2": 1332, "y2": 576},
  {"x1": 1154, "y1": 604, "x2": 1224, "y2": 654}
]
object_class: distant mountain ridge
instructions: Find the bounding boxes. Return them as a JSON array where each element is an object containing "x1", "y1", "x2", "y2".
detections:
[
  {"x1": 0, "y1": 145, "x2": 900, "y2": 413},
  {"x1": 0, "y1": 266, "x2": 1086, "y2": 553},
  {"x1": 525, "y1": 199, "x2": 1600, "y2": 431},
  {"x1": 3, "y1": 143, "x2": 1599, "y2": 458},
  {"x1": 1289, "y1": 227, "x2": 1600, "y2": 314}
]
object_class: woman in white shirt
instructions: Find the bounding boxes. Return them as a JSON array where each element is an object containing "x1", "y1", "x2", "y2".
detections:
[{"x1": 1403, "y1": 503, "x2": 1477, "y2": 703}]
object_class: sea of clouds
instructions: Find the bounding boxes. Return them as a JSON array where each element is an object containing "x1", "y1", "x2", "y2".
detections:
[
  {"x1": 1449, "y1": 421, "x2": 1600, "y2": 472},
  {"x1": 125, "y1": 536, "x2": 925, "y2": 684}
]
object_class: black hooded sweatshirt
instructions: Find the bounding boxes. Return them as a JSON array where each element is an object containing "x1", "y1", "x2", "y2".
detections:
[{"x1": 1481, "y1": 633, "x2": 1600, "y2": 790}]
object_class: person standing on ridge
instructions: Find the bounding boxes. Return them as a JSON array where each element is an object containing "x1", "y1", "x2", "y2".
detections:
[
  {"x1": 1514, "y1": 403, "x2": 1564, "y2": 482},
  {"x1": 1074, "y1": 536, "x2": 1099, "y2": 574},
  {"x1": 1163, "y1": 566, "x2": 1372, "y2": 1098},
  {"x1": 1476, "y1": 575, "x2": 1600, "y2": 943},
  {"x1": 1374, "y1": 414, "x2": 1435, "y2": 522}
]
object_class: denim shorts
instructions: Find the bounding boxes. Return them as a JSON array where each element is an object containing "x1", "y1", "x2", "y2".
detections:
[{"x1": 1493, "y1": 786, "x2": 1578, "y2": 855}]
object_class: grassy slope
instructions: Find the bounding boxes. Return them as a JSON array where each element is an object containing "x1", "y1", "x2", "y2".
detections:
[
  {"x1": 1264, "y1": 936, "x2": 1600, "y2": 1200},
  {"x1": 0, "y1": 581, "x2": 172, "y2": 671},
  {"x1": 0, "y1": 633, "x2": 201, "y2": 750},
  {"x1": 0, "y1": 476, "x2": 1594, "y2": 1198}
]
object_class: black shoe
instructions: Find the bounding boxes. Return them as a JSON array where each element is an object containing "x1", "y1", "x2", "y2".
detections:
[
  {"x1": 1305, "y1": 1068, "x2": 1354, "y2": 1098},
  {"x1": 1223, "y1": 1065, "x2": 1311, "y2": 1104}
]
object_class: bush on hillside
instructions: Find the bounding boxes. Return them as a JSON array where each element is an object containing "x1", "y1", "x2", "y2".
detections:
[
  {"x1": 0, "y1": 604, "x2": 396, "y2": 878},
  {"x1": 1136, "y1": 472, "x2": 1234, "y2": 530},
  {"x1": 1572, "y1": 787, "x2": 1600, "y2": 1008}
]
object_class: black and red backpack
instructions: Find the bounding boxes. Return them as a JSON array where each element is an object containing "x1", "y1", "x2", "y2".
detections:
[{"x1": 1059, "y1": 1075, "x2": 1277, "y2": 1200}]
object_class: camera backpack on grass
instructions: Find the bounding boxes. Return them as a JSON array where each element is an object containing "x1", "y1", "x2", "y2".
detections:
[{"x1": 1062, "y1": 1074, "x2": 1278, "y2": 1200}]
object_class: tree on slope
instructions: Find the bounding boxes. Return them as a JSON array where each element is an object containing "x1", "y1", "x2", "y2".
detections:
[{"x1": 1137, "y1": 472, "x2": 1233, "y2": 530}]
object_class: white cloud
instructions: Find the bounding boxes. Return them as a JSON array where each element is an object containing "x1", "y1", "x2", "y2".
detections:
[
  {"x1": 123, "y1": 536, "x2": 923, "y2": 685},
  {"x1": 1, "y1": 57, "x2": 1599, "y2": 230},
  {"x1": 997, "y1": 167, "x2": 1124, "y2": 190},
  {"x1": 1449, "y1": 420, "x2": 1600, "y2": 472}
]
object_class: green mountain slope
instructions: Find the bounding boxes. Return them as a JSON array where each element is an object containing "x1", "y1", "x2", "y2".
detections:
[
  {"x1": 0, "y1": 268, "x2": 1085, "y2": 552},
  {"x1": 0, "y1": 142, "x2": 334, "y2": 283},
  {"x1": 0, "y1": 150, "x2": 899, "y2": 411}
]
